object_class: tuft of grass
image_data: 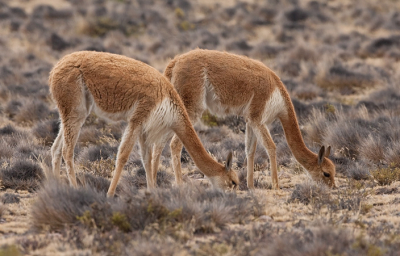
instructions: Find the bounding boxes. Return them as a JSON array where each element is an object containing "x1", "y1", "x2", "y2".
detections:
[
  {"x1": 288, "y1": 181, "x2": 330, "y2": 205},
  {"x1": 13, "y1": 99, "x2": 50, "y2": 125},
  {"x1": 0, "y1": 203, "x2": 6, "y2": 218},
  {"x1": 111, "y1": 212, "x2": 131, "y2": 232},
  {"x1": 315, "y1": 62, "x2": 376, "y2": 93},
  {"x1": 0, "y1": 245, "x2": 21, "y2": 256},
  {"x1": 371, "y1": 166, "x2": 400, "y2": 186},
  {"x1": 32, "y1": 119, "x2": 59, "y2": 146},
  {"x1": 32, "y1": 179, "x2": 258, "y2": 235},
  {"x1": 77, "y1": 172, "x2": 111, "y2": 193},
  {"x1": 1, "y1": 193, "x2": 20, "y2": 204},
  {"x1": 201, "y1": 111, "x2": 218, "y2": 127},
  {"x1": 0, "y1": 159, "x2": 44, "y2": 191}
]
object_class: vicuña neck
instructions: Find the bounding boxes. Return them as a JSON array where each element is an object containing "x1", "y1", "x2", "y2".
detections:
[
  {"x1": 277, "y1": 88, "x2": 317, "y2": 171},
  {"x1": 173, "y1": 116, "x2": 223, "y2": 177}
]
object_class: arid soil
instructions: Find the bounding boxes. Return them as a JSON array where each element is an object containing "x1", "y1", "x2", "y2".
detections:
[{"x1": 1, "y1": 0, "x2": 400, "y2": 255}]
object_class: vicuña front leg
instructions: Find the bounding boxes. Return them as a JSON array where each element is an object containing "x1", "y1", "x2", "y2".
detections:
[
  {"x1": 245, "y1": 123, "x2": 257, "y2": 190},
  {"x1": 252, "y1": 124, "x2": 279, "y2": 189},
  {"x1": 170, "y1": 134, "x2": 184, "y2": 185},
  {"x1": 107, "y1": 122, "x2": 140, "y2": 197}
]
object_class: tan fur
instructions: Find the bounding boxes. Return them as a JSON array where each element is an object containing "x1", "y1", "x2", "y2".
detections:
[
  {"x1": 48, "y1": 51, "x2": 239, "y2": 196},
  {"x1": 155, "y1": 49, "x2": 336, "y2": 189}
]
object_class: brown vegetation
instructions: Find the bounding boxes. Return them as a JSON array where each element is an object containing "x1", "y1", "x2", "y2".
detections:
[{"x1": 0, "y1": 0, "x2": 400, "y2": 254}]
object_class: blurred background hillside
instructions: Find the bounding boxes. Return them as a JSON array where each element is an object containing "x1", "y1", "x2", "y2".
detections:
[{"x1": 2, "y1": 0, "x2": 400, "y2": 176}]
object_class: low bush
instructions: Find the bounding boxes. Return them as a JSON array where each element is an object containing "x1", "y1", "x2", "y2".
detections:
[
  {"x1": 32, "y1": 179, "x2": 258, "y2": 235},
  {"x1": 0, "y1": 159, "x2": 44, "y2": 191},
  {"x1": 1, "y1": 193, "x2": 20, "y2": 204}
]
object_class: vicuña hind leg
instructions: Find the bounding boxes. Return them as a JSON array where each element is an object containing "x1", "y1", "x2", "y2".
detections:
[
  {"x1": 245, "y1": 123, "x2": 257, "y2": 190},
  {"x1": 170, "y1": 134, "x2": 183, "y2": 185},
  {"x1": 252, "y1": 123, "x2": 279, "y2": 189},
  {"x1": 139, "y1": 134, "x2": 155, "y2": 189},
  {"x1": 151, "y1": 139, "x2": 168, "y2": 187},
  {"x1": 51, "y1": 123, "x2": 63, "y2": 178},
  {"x1": 107, "y1": 121, "x2": 141, "y2": 197},
  {"x1": 62, "y1": 118, "x2": 86, "y2": 188}
]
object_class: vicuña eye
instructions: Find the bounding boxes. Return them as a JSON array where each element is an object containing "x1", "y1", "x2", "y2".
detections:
[
  {"x1": 232, "y1": 181, "x2": 237, "y2": 186},
  {"x1": 323, "y1": 172, "x2": 330, "y2": 178}
]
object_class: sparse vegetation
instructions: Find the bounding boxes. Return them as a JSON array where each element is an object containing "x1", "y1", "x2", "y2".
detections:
[{"x1": 0, "y1": 0, "x2": 400, "y2": 254}]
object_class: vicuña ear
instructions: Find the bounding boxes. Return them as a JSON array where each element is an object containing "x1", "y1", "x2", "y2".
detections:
[
  {"x1": 225, "y1": 152, "x2": 233, "y2": 171},
  {"x1": 318, "y1": 146, "x2": 325, "y2": 165},
  {"x1": 325, "y1": 145, "x2": 331, "y2": 158}
]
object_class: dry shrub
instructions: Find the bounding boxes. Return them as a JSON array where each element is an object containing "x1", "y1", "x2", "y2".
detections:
[
  {"x1": 31, "y1": 178, "x2": 108, "y2": 231},
  {"x1": 32, "y1": 119, "x2": 59, "y2": 146},
  {"x1": 0, "y1": 124, "x2": 18, "y2": 135},
  {"x1": 288, "y1": 181, "x2": 330, "y2": 205},
  {"x1": 360, "y1": 35, "x2": 400, "y2": 58},
  {"x1": 304, "y1": 108, "x2": 336, "y2": 145},
  {"x1": 384, "y1": 140, "x2": 400, "y2": 167},
  {"x1": 315, "y1": 61, "x2": 377, "y2": 93},
  {"x1": 359, "y1": 135, "x2": 385, "y2": 164},
  {"x1": 78, "y1": 126, "x2": 102, "y2": 145},
  {"x1": 346, "y1": 162, "x2": 371, "y2": 180},
  {"x1": 0, "y1": 159, "x2": 44, "y2": 191},
  {"x1": 293, "y1": 84, "x2": 321, "y2": 101},
  {"x1": 371, "y1": 166, "x2": 400, "y2": 186},
  {"x1": 237, "y1": 168, "x2": 272, "y2": 191},
  {"x1": 1, "y1": 193, "x2": 20, "y2": 204},
  {"x1": 77, "y1": 172, "x2": 111, "y2": 194},
  {"x1": 32, "y1": 178, "x2": 258, "y2": 235},
  {"x1": 13, "y1": 99, "x2": 50, "y2": 125},
  {"x1": 0, "y1": 202, "x2": 6, "y2": 218},
  {"x1": 119, "y1": 168, "x2": 173, "y2": 191}
]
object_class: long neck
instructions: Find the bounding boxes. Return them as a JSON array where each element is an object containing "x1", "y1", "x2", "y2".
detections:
[
  {"x1": 277, "y1": 89, "x2": 317, "y2": 171},
  {"x1": 173, "y1": 115, "x2": 224, "y2": 177}
]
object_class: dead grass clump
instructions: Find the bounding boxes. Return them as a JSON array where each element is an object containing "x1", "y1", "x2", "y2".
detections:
[
  {"x1": 119, "y1": 168, "x2": 173, "y2": 190},
  {"x1": 0, "y1": 124, "x2": 18, "y2": 135},
  {"x1": 293, "y1": 84, "x2": 322, "y2": 101},
  {"x1": 1, "y1": 193, "x2": 20, "y2": 204},
  {"x1": 384, "y1": 140, "x2": 400, "y2": 167},
  {"x1": 77, "y1": 172, "x2": 111, "y2": 194},
  {"x1": 315, "y1": 62, "x2": 376, "y2": 93},
  {"x1": 359, "y1": 135, "x2": 385, "y2": 164},
  {"x1": 324, "y1": 118, "x2": 373, "y2": 158},
  {"x1": 32, "y1": 179, "x2": 256, "y2": 235},
  {"x1": 85, "y1": 144, "x2": 118, "y2": 162},
  {"x1": 13, "y1": 99, "x2": 50, "y2": 125},
  {"x1": 4, "y1": 100, "x2": 22, "y2": 119},
  {"x1": 78, "y1": 126, "x2": 102, "y2": 145},
  {"x1": 32, "y1": 119, "x2": 59, "y2": 146},
  {"x1": 346, "y1": 162, "x2": 371, "y2": 180},
  {"x1": 288, "y1": 181, "x2": 330, "y2": 205},
  {"x1": 361, "y1": 35, "x2": 400, "y2": 58},
  {"x1": 358, "y1": 84, "x2": 400, "y2": 112},
  {"x1": 237, "y1": 168, "x2": 272, "y2": 191},
  {"x1": 0, "y1": 203, "x2": 6, "y2": 218},
  {"x1": 304, "y1": 108, "x2": 336, "y2": 145},
  {"x1": 31, "y1": 179, "x2": 109, "y2": 231},
  {"x1": 371, "y1": 166, "x2": 400, "y2": 186},
  {"x1": 0, "y1": 159, "x2": 44, "y2": 191}
]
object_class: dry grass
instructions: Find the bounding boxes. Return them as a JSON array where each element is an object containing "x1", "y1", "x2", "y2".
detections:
[{"x1": 1, "y1": 0, "x2": 400, "y2": 254}]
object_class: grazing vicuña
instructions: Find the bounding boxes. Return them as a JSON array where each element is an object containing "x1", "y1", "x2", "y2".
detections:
[
  {"x1": 153, "y1": 49, "x2": 336, "y2": 189},
  {"x1": 48, "y1": 51, "x2": 239, "y2": 196}
]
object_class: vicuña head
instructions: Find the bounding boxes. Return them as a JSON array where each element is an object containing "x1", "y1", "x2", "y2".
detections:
[
  {"x1": 48, "y1": 51, "x2": 238, "y2": 196},
  {"x1": 152, "y1": 49, "x2": 336, "y2": 189}
]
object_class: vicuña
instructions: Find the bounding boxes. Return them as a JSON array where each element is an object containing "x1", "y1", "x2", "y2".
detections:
[
  {"x1": 49, "y1": 51, "x2": 239, "y2": 196},
  {"x1": 152, "y1": 49, "x2": 336, "y2": 189}
]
